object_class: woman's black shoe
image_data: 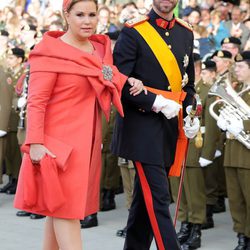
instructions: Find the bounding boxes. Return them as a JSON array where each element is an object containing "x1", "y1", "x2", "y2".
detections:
[{"x1": 80, "y1": 213, "x2": 98, "y2": 228}]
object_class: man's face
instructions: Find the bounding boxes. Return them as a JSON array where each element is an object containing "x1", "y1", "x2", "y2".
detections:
[
  {"x1": 201, "y1": 69, "x2": 216, "y2": 83},
  {"x1": 153, "y1": 0, "x2": 178, "y2": 15},
  {"x1": 6, "y1": 55, "x2": 21, "y2": 69},
  {"x1": 231, "y1": 8, "x2": 241, "y2": 24},
  {"x1": 222, "y1": 43, "x2": 239, "y2": 58},
  {"x1": 98, "y1": 9, "x2": 109, "y2": 25},
  {"x1": 234, "y1": 61, "x2": 250, "y2": 82}
]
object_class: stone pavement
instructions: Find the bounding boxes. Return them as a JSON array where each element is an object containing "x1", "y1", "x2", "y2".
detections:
[{"x1": 0, "y1": 177, "x2": 236, "y2": 250}]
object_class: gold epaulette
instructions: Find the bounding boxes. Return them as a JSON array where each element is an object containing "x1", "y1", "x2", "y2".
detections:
[
  {"x1": 125, "y1": 15, "x2": 149, "y2": 28},
  {"x1": 175, "y1": 18, "x2": 193, "y2": 32}
]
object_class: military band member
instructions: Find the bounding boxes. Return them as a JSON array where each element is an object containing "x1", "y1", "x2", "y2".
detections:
[
  {"x1": 0, "y1": 48, "x2": 24, "y2": 194},
  {"x1": 0, "y1": 66, "x2": 9, "y2": 185},
  {"x1": 111, "y1": 0, "x2": 200, "y2": 249},
  {"x1": 211, "y1": 50, "x2": 234, "y2": 213},
  {"x1": 174, "y1": 60, "x2": 219, "y2": 250},
  {"x1": 217, "y1": 51, "x2": 250, "y2": 250},
  {"x1": 0, "y1": 30, "x2": 9, "y2": 67},
  {"x1": 221, "y1": 36, "x2": 242, "y2": 59}
]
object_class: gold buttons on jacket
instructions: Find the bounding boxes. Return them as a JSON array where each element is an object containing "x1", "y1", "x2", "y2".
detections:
[
  {"x1": 168, "y1": 45, "x2": 172, "y2": 49},
  {"x1": 138, "y1": 108, "x2": 145, "y2": 112},
  {"x1": 167, "y1": 86, "x2": 171, "y2": 90},
  {"x1": 165, "y1": 32, "x2": 169, "y2": 37}
]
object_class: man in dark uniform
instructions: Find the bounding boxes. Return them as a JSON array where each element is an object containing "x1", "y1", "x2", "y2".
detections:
[{"x1": 111, "y1": 0, "x2": 199, "y2": 249}]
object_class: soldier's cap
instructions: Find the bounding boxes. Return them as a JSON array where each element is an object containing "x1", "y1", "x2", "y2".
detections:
[
  {"x1": 222, "y1": 0, "x2": 240, "y2": 6},
  {"x1": 21, "y1": 24, "x2": 37, "y2": 32},
  {"x1": 193, "y1": 52, "x2": 201, "y2": 62},
  {"x1": 221, "y1": 36, "x2": 241, "y2": 46},
  {"x1": 8, "y1": 47, "x2": 25, "y2": 60},
  {"x1": 212, "y1": 50, "x2": 232, "y2": 59},
  {"x1": 0, "y1": 30, "x2": 9, "y2": 37},
  {"x1": 235, "y1": 51, "x2": 250, "y2": 63},
  {"x1": 201, "y1": 60, "x2": 216, "y2": 71}
]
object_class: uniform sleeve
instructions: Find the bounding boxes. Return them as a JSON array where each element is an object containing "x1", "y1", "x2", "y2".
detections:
[
  {"x1": 25, "y1": 71, "x2": 57, "y2": 144},
  {"x1": 0, "y1": 69, "x2": 13, "y2": 131},
  {"x1": 182, "y1": 32, "x2": 196, "y2": 117},
  {"x1": 113, "y1": 27, "x2": 156, "y2": 112},
  {"x1": 243, "y1": 121, "x2": 250, "y2": 131},
  {"x1": 200, "y1": 96, "x2": 221, "y2": 160}
]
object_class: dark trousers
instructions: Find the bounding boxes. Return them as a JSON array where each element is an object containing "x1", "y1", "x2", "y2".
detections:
[{"x1": 124, "y1": 162, "x2": 180, "y2": 250}]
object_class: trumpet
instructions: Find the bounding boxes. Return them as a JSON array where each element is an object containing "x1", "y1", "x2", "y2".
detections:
[{"x1": 208, "y1": 72, "x2": 250, "y2": 149}]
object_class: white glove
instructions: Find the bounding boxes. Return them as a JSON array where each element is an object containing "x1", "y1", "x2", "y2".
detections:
[
  {"x1": 152, "y1": 95, "x2": 182, "y2": 119},
  {"x1": 214, "y1": 150, "x2": 222, "y2": 159},
  {"x1": 199, "y1": 157, "x2": 213, "y2": 167},
  {"x1": 217, "y1": 114, "x2": 227, "y2": 131},
  {"x1": 0, "y1": 130, "x2": 7, "y2": 137},
  {"x1": 183, "y1": 116, "x2": 200, "y2": 139},
  {"x1": 226, "y1": 118, "x2": 244, "y2": 137}
]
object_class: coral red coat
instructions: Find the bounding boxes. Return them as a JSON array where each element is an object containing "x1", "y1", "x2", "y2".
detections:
[{"x1": 14, "y1": 31, "x2": 127, "y2": 219}]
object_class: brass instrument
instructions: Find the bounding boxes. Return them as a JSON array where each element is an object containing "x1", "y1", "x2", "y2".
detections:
[
  {"x1": 208, "y1": 72, "x2": 250, "y2": 149},
  {"x1": 17, "y1": 65, "x2": 30, "y2": 129}
]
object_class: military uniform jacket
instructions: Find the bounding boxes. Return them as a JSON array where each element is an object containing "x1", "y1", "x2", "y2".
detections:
[
  {"x1": 111, "y1": 9, "x2": 195, "y2": 167},
  {"x1": 7, "y1": 68, "x2": 24, "y2": 132},
  {"x1": 0, "y1": 66, "x2": 12, "y2": 132},
  {"x1": 186, "y1": 79, "x2": 220, "y2": 167},
  {"x1": 224, "y1": 88, "x2": 250, "y2": 169}
]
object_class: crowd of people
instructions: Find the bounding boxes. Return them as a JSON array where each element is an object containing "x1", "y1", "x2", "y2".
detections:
[{"x1": 0, "y1": 0, "x2": 250, "y2": 249}]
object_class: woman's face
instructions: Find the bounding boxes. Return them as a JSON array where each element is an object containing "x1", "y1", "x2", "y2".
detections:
[{"x1": 65, "y1": 1, "x2": 98, "y2": 40}]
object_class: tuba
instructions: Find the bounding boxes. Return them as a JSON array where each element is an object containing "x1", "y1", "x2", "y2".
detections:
[{"x1": 208, "y1": 72, "x2": 250, "y2": 149}]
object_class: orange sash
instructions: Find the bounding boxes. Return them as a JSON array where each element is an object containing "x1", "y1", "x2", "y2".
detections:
[{"x1": 146, "y1": 86, "x2": 188, "y2": 177}]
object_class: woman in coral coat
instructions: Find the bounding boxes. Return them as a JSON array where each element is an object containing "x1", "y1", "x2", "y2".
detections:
[{"x1": 14, "y1": 0, "x2": 145, "y2": 249}]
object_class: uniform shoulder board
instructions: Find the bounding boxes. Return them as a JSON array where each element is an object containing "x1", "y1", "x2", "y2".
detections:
[
  {"x1": 125, "y1": 15, "x2": 149, "y2": 28},
  {"x1": 175, "y1": 18, "x2": 193, "y2": 32}
]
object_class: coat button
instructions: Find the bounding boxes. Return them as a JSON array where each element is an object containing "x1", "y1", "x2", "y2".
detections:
[
  {"x1": 168, "y1": 86, "x2": 171, "y2": 90},
  {"x1": 168, "y1": 45, "x2": 172, "y2": 49},
  {"x1": 165, "y1": 32, "x2": 169, "y2": 36}
]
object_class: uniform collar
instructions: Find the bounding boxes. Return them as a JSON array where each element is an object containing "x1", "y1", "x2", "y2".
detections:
[{"x1": 148, "y1": 9, "x2": 176, "y2": 30}]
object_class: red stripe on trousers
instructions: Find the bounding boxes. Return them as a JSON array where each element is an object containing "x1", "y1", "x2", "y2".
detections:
[{"x1": 135, "y1": 161, "x2": 165, "y2": 250}]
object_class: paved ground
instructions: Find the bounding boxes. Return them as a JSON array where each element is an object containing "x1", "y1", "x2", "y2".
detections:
[{"x1": 0, "y1": 175, "x2": 236, "y2": 250}]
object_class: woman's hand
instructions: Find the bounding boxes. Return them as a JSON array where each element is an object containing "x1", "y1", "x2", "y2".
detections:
[
  {"x1": 128, "y1": 77, "x2": 147, "y2": 96},
  {"x1": 30, "y1": 144, "x2": 56, "y2": 165}
]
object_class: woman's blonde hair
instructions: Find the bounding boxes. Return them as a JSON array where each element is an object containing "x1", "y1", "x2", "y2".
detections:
[{"x1": 65, "y1": 0, "x2": 98, "y2": 12}]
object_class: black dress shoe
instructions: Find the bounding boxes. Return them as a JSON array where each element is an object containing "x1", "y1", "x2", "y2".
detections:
[
  {"x1": 213, "y1": 196, "x2": 226, "y2": 213},
  {"x1": 201, "y1": 217, "x2": 214, "y2": 230},
  {"x1": 0, "y1": 178, "x2": 16, "y2": 193},
  {"x1": 181, "y1": 224, "x2": 201, "y2": 250},
  {"x1": 16, "y1": 211, "x2": 31, "y2": 217},
  {"x1": 80, "y1": 213, "x2": 98, "y2": 228},
  {"x1": 177, "y1": 222, "x2": 192, "y2": 244},
  {"x1": 101, "y1": 189, "x2": 116, "y2": 211},
  {"x1": 6, "y1": 184, "x2": 17, "y2": 195},
  {"x1": 201, "y1": 205, "x2": 214, "y2": 230},
  {"x1": 234, "y1": 233, "x2": 247, "y2": 250},
  {"x1": 30, "y1": 213, "x2": 45, "y2": 219},
  {"x1": 116, "y1": 226, "x2": 127, "y2": 238}
]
